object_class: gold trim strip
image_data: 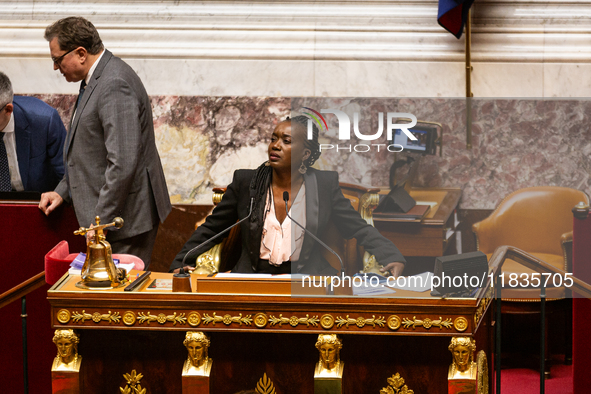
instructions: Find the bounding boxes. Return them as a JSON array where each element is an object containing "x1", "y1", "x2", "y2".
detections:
[
  {"x1": 56, "y1": 309, "x2": 479, "y2": 333},
  {"x1": 71, "y1": 310, "x2": 120, "y2": 324},
  {"x1": 138, "y1": 312, "x2": 187, "y2": 325},
  {"x1": 202, "y1": 312, "x2": 253, "y2": 326},
  {"x1": 335, "y1": 315, "x2": 385, "y2": 328},
  {"x1": 268, "y1": 314, "x2": 319, "y2": 327},
  {"x1": 402, "y1": 316, "x2": 452, "y2": 330}
]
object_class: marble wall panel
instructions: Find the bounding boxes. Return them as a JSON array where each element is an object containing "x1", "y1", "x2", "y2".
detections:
[
  {"x1": 293, "y1": 97, "x2": 591, "y2": 209},
  {"x1": 4, "y1": 1, "x2": 591, "y2": 98},
  {"x1": 33, "y1": 94, "x2": 591, "y2": 209}
]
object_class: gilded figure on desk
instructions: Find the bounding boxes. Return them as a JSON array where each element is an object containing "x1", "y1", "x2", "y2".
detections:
[
  {"x1": 182, "y1": 331, "x2": 212, "y2": 376},
  {"x1": 448, "y1": 337, "x2": 477, "y2": 380},
  {"x1": 170, "y1": 116, "x2": 406, "y2": 277},
  {"x1": 52, "y1": 329, "x2": 81, "y2": 372},
  {"x1": 314, "y1": 334, "x2": 344, "y2": 378}
]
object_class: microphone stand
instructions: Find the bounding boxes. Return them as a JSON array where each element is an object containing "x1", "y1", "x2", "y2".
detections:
[
  {"x1": 283, "y1": 191, "x2": 345, "y2": 277},
  {"x1": 180, "y1": 196, "x2": 255, "y2": 268}
]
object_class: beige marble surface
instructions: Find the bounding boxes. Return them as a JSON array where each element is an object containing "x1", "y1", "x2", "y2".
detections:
[{"x1": 34, "y1": 94, "x2": 591, "y2": 209}]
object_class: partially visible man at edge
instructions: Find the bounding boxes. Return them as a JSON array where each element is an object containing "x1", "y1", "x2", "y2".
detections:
[
  {"x1": 38, "y1": 17, "x2": 171, "y2": 267},
  {"x1": 0, "y1": 71, "x2": 66, "y2": 193}
]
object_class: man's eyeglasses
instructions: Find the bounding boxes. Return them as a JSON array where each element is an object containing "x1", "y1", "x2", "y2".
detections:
[
  {"x1": 51, "y1": 47, "x2": 77, "y2": 67},
  {"x1": 0, "y1": 103, "x2": 7, "y2": 113}
]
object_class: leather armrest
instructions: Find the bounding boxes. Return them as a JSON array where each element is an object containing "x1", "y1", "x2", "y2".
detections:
[{"x1": 561, "y1": 231, "x2": 573, "y2": 244}]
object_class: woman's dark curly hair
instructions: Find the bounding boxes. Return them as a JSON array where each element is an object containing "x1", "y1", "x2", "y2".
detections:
[{"x1": 290, "y1": 115, "x2": 321, "y2": 167}]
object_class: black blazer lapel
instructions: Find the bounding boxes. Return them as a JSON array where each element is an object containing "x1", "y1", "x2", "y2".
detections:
[
  {"x1": 300, "y1": 170, "x2": 319, "y2": 261},
  {"x1": 66, "y1": 50, "x2": 113, "y2": 155}
]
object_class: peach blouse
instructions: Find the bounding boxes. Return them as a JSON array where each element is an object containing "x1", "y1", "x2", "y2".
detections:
[{"x1": 260, "y1": 185, "x2": 306, "y2": 266}]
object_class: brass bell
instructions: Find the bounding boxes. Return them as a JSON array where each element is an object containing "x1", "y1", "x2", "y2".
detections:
[{"x1": 74, "y1": 216, "x2": 126, "y2": 289}]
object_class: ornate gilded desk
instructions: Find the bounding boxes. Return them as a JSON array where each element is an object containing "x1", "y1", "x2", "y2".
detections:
[{"x1": 48, "y1": 273, "x2": 493, "y2": 393}]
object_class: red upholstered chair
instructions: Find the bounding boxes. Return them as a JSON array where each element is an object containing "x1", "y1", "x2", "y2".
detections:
[
  {"x1": 45, "y1": 241, "x2": 145, "y2": 285},
  {"x1": 473, "y1": 186, "x2": 589, "y2": 376}
]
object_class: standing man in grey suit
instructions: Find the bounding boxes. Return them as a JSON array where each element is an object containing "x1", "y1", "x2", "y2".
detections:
[{"x1": 39, "y1": 17, "x2": 172, "y2": 267}]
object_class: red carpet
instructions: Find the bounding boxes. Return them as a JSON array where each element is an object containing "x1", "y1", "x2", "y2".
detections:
[{"x1": 499, "y1": 364, "x2": 573, "y2": 394}]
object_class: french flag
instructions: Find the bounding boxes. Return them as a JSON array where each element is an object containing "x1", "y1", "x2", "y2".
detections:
[{"x1": 437, "y1": 0, "x2": 475, "y2": 39}]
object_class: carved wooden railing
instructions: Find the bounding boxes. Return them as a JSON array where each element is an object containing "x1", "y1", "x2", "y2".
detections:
[
  {"x1": 484, "y1": 246, "x2": 591, "y2": 299},
  {"x1": 0, "y1": 271, "x2": 46, "y2": 309},
  {"x1": 484, "y1": 245, "x2": 591, "y2": 394},
  {"x1": 0, "y1": 271, "x2": 46, "y2": 394}
]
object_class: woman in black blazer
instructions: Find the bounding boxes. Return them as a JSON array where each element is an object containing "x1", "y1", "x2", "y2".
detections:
[{"x1": 170, "y1": 116, "x2": 405, "y2": 276}]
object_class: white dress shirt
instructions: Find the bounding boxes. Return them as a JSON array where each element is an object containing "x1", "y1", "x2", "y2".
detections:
[{"x1": 1, "y1": 113, "x2": 24, "y2": 191}]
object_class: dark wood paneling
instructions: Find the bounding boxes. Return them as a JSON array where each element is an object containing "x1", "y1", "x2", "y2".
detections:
[
  {"x1": 77, "y1": 330, "x2": 486, "y2": 394},
  {"x1": 150, "y1": 204, "x2": 213, "y2": 273},
  {"x1": 457, "y1": 209, "x2": 493, "y2": 253}
]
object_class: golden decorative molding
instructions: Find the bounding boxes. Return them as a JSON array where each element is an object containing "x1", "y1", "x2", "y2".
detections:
[
  {"x1": 55, "y1": 309, "x2": 476, "y2": 334},
  {"x1": 268, "y1": 314, "x2": 319, "y2": 327},
  {"x1": 182, "y1": 331, "x2": 212, "y2": 377},
  {"x1": 380, "y1": 372, "x2": 414, "y2": 394},
  {"x1": 320, "y1": 314, "x2": 335, "y2": 329},
  {"x1": 474, "y1": 296, "x2": 491, "y2": 328},
  {"x1": 188, "y1": 311, "x2": 202, "y2": 327},
  {"x1": 335, "y1": 315, "x2": 385, "y2": 328},
  {"x1": 255, "y1": 373, "x2": 276, "y2": 394},
  {"x1": 453, "y1": 317, "x2": 468, "y2": 332},
  {"x1": 52, "y1": 329, "x2": 81, "y2": 372},
  {"x1": 120, "y1": 370, "x2": 146, "y2": 394},
  {"x1": 477, "y1": 350, "x2": 489, "y2": 394},
  {"x1": 387, "y1": 315, "x2": 401, "y2": 331},
  {"x1": 122, "y1": 311, "x2": 136, "y2": 326},
  {"x1": 138, "y1": 312, "x2": 187, "y2": 326},
  {"x1": 71, "y1": 310, "x2": 120, "y2": 324},
  {"x1": 448, "y1": 337, "x2": 477, "y2": 380},
  {"x1": 360, "y1": 251, "x2": 388, "y2": 276},
  {"x1": 212, "y1": 190, "x2": 225, "y2": 205},
  {"x1": 254, "y1": 313, "x2": 268, "y2": 328},
  {"x1": 202, "y1": 312, "x2": 253, "y2": 326},
  {"x1": 402, "y1": 316, "x2": 453, "y2": 330},
  {"x1": 57, "y1": 309, "x2": 71, "y2": 324},
  {"x1": 359, "y1": 192, "x2": 380, "y2": 226},
  {"x1": 194, "y1": 244, "x2": 222, "y2": 275}
]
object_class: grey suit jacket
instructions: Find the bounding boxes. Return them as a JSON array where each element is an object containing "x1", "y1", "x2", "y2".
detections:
[{"x1": 55, "y1": 49, "x2": 171, "y2": 241}]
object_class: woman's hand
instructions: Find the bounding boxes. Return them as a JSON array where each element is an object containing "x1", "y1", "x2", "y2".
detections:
[
  {"x1": 172, "y1": 266, "x2": 196, "y2": 274},
  {"x1": 380, "y1": 262, "x2": 404, "y2": 278}
]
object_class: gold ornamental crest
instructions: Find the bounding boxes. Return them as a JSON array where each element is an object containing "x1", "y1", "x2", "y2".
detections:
[
  {"x1": 387, "y1": 315, "x2": 401, "y2": 330},
  {"x1": 254, "y1": 313, "x2": 268, "y2": 328},
  {"x1": 188, "y1": 312, "x2": 201, "y2": 327},
  {"x1": 123, "y1": 311, "x2": 136, "y2": 326},
  {"x1": 320, "y1": 314, "x2": 335, "y2": 329},
  {"x1": 57, "y1": 309, "x2": 71, "y2": 324},
  {"x1": 454, "y1": 317, "x2": 468, "y2": 332}
]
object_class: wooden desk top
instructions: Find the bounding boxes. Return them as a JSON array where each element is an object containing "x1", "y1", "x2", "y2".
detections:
[
  {"x1": 375, "y1": 187, "x2": 461, "y2": 226},
  {"x1": 48, "y1": 271, "x2": 493, "y2": 337}
]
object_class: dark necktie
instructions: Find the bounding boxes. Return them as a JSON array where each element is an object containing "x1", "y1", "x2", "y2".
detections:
[
  {"x1": 0, "y1": 132, "x2": 11, "y2": 191},
  {"x1": 65, "y1": 79, "x2": 87, "y2": 188},
  {"x1": 75, "y1": 79, "x2": 87, "y2": 112}
]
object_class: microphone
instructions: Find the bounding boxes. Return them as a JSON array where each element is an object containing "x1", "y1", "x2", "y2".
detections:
[
  {"x1": 180, "y1": 190, "x2": 256, "y2": 268},
  {"x1": 283, "y1": 191, "x2": 345, "y2": 276}
]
